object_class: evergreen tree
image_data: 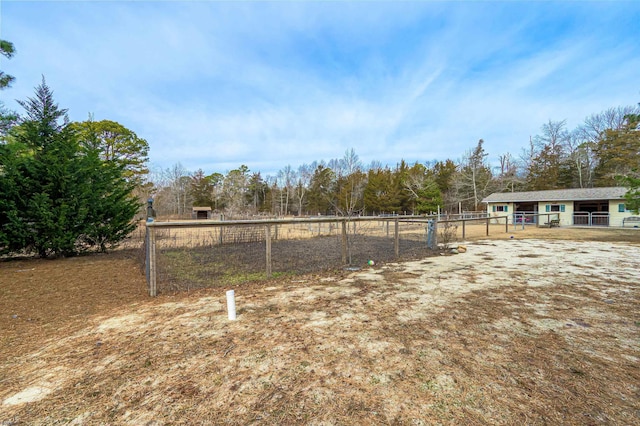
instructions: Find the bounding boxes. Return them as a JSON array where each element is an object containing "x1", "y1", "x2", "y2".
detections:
[
  {"x1": 525, "y1": 120, "x2": 569, "y2": 190},
  {"x1": 402, "y1": 162, "x2": 442, "y2": 214},
  {"x1": 620, "y1": 175, "x2": 640, "y2": 214},
  {"x1": 79, "y1": 149, "x2": 138, "y2": 252},
  {"x1": 364, "y1": 167, "x2": 396, "y2": 214},
  {"x1": 593, "y1": 114, "x2": 640, "y2": 186},
  {"x1": 0, "y1": 140, "x2": 31, "y2": 252},
  {"x1": 247, "y1": 172, "x2": 268, "y2": 213},
  {"x1": 0, "y1": 78, "x2": 139, "y2": 257},
  {"x1": 0, "y1": 103, "x2": 18, "y2": 137},
  {"x1": 393, "y1": 160, "x2": 413, "y2": 213},
  {"x1": 307, "y1": 164, "x2": 335, "y2": 215},
  {"x1": 189, "y1": 169, "x2": 214, "y2": 207},
  {"x1": 0, "y1": 39, "x2": 16, "y2": 89},
  {"x1": 0, "y1": 39, "x2": 18, "y2": 137}
]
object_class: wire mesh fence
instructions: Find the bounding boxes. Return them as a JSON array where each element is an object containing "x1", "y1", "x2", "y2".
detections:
[{"x1": 142, "y1": 215, "x2": 514, "y2": 295}]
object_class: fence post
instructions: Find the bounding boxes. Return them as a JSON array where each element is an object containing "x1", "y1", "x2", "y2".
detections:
[
  {"x1": 394, "y1": 217, "x2": 399, "y2": 257},
  {"x1": 462, "y1": 219, "x2": 466, "y2": 239},
  {"x1": 148, "y1": 225, "x2": 157, "y2": 297},
  {"x1": 145, "y1": 226, "x2": 150, "y2": 284},
  {"x1": 341, "y1": 220, "x2": 347, "y2": 264},
  {"x1": 265, "y1": 224, "x2": 272, "y2": 277},
  {"x1": 434, "y1": 218, "x2": 438, "y2": 248},
  {"x1": 427, "y1": 219, "x2": 437, "y2": 249},
  {"x1": 486, "y1": 217, "x2": 490, "y2": 236},
  {"x1": 505, "y1": 216, "x2": 508, "y2": 233}
]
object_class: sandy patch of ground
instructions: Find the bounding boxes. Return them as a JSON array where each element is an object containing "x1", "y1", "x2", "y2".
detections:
[{"x1": 1, "y1": 231, "x2": 639, "y2": 424}]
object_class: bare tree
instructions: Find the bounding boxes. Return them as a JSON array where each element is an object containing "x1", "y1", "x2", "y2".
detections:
[
  {"x1": 294, "y1": 163, "x2": 312, "y2": 216},
  {"x1": 534, "y1": 119, "x2": 569, "y2": 156},
  {"x1": 277, "y1": 165, "x2": 295, "y2": 216},
  {"x1": 334, "y1": 149, "x2": 367, "y2": 217},
  {"x1": 165, "y1": 163, "x2": 191, "y2": 217},
  {"x1": 565, "y1": 130, "x2": 596, "y2": 188},
  {"x1": 454, "y1": 139, "x2": 494, "y2": 211},
  {"x1": 519, "y1": 136, "x2": 537, "y2": 181},
  {"x1": 265, "y1": 175, "x2": 280, "y2": 216},
  {"x1": 526, "y1": 120, "x2": 571, "y2": 190},
  {"x1": 571, "y1": 105, "x2": 640, "y2": 188},
  {"x1": 579, "y1": 106, "x2": 639, "y2": 143},
  {"x1": 494, "y1": 152, "x2": 523, "y2": 192}
]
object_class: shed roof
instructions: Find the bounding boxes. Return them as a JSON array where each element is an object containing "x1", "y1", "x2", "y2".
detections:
[
  {"x1": 482, "y1": 187, "x2": 628, "y2": 203},
  {"x1": 192, "y1": 206, "x2": 212, "y2": 211}
]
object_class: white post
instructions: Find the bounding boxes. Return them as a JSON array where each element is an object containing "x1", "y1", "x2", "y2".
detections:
[{"x1": 226, "y1": 290, "x2": 237, "y2": 320}]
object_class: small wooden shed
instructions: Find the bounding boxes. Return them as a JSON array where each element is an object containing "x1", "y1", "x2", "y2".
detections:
[{"x1": 192, "y1": 206, "x2": 212, "y2": 220}]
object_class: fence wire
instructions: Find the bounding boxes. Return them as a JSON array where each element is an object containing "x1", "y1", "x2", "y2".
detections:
[
  {"x1": 143, "y1": 215, "x2": 514, "y2": 295},
  {"x1": 144, "y1": 217, "x2": 452, "y2": 294}
]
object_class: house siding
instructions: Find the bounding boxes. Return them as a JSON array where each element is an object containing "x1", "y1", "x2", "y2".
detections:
[
  {"x1": 538, "y1": 202, "x2": 573, "y2": 226},
  {"x1": 487, "y1": 202, "x2": 513, "y2": 224},
  {"x1": 609, "y1": 200, "x2": 632, "y2": 226}
]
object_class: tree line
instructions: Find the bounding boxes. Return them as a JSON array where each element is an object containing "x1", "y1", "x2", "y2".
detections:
[
  {"x1": 2, "y1": 36, "x2": 638, "y2": 259},
  {"x1": 150, "y1": 105, "x2": 640, "y2": 218}
]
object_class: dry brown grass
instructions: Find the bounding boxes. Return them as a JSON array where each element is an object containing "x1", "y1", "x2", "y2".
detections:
[{"x1": 1, "y1": 227, "x2": 639, "y2": 424}]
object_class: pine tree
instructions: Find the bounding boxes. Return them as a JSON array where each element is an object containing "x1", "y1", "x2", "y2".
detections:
[
  {"x1": 0, "y1": 140, "x2": 31, "y2": 253},
  {"x1": 0, "y1": 78, "x2": 139, "y2": 257},
  {"x1": 594, "y1": 114, "x2": 640, "y2": 186}
]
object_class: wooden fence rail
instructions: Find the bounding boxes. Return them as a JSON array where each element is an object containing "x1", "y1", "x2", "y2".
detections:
[{"x1": 144, "y1": 214, "x2": 516, "y2": 296}]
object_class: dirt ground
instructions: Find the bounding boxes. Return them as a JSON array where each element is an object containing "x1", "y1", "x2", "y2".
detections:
[{"x1": 1, "y1": 226, "x2": 639, "y2": 424}]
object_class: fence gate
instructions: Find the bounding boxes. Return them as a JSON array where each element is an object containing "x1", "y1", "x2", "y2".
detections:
[{"x1": 573, "y1": 211, "x2": 609, "y2": 226}]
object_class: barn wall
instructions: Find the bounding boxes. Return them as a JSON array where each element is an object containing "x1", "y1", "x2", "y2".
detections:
[{"x1": 609, "y1": 200, "x2": 635, "y2": 227}]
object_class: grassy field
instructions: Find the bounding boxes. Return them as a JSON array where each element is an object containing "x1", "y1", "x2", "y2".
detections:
[{"x1": 1, "y1": 227, "x2": 639, "y2": 424}]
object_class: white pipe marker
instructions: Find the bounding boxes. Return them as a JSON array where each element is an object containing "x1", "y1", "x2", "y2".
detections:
[{"x1": 226, "y1": 289, "x2": 237, "y2": 320}]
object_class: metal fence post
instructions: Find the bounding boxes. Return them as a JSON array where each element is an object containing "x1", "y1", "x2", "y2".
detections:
[
  {"x1": 427, "y1": 219, "x2": 437, "y2": 250},
  {"x1": 434, "y1": 218, "x2": 438, "y2": 248}
]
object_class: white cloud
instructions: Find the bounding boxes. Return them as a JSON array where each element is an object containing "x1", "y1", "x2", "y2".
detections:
[{"x1": 3, "y1": 1, "x2": 639, "y2": 176}]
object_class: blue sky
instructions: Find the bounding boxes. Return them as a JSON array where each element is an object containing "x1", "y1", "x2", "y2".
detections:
[{"x1": 2, "y1": 1, "x2": 639, "y2": 177}]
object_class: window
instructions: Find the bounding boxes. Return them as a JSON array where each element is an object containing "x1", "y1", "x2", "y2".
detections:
[
  {"x1": 545, "y1": 204, "x2": 565, "y2": 212},
  {"x1": 493, "y1": 205, "x2": 508, "y2": 212},
  {"x1": 619, "y1": 203, "x2": 626, "y2": 212}
]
